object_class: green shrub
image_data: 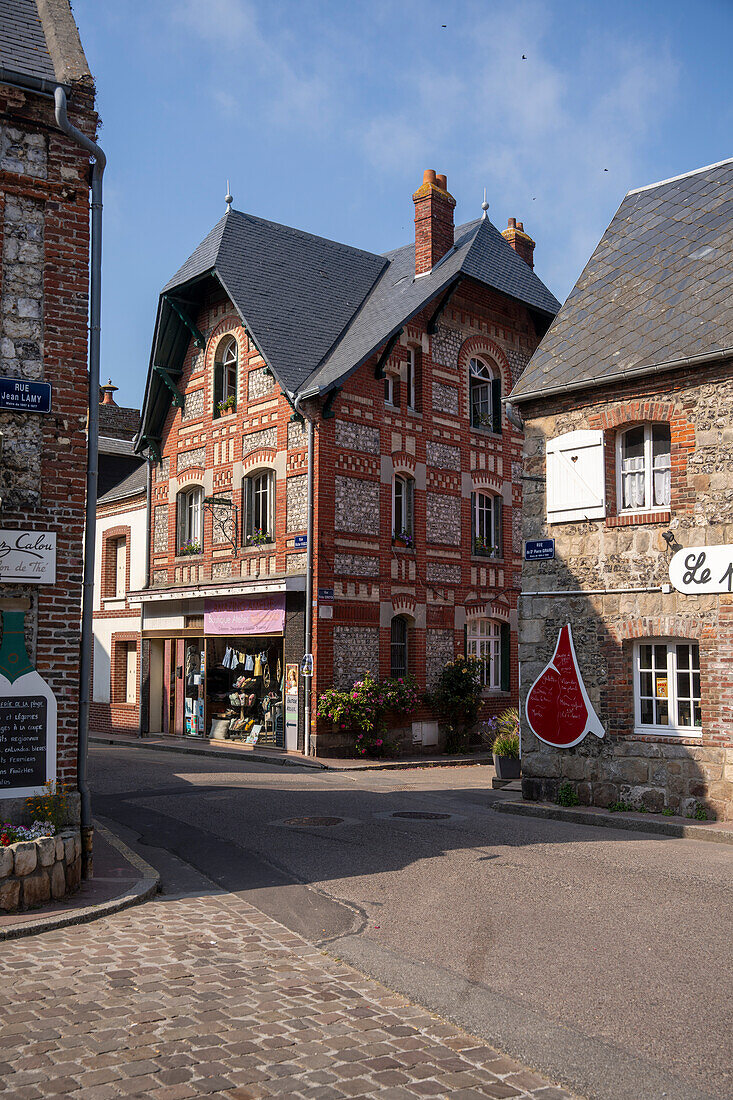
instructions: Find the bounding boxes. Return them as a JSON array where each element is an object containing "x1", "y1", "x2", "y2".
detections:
[
  {"x1": 317, "y1": 672, "x2": 419, "y2": 757},
  {"x1": 492, "y1": 732, "x2": 520, "y2": 758},
  {"x1": 556, "y1": 781, "x2": 579, "y2": 807},
  {"x1": 687, "y1": 803, "x2": 708, "y2": 821},
  {"x1": 425, "y1": 657, "x2": 484, "y2": 753},
  {"x1": 608, "y1": 799, "x2": 635, "y2": 813},
  {"x1": 25, "y1": 780, "x2": 70, "y2": 831},
  {"x1": 662, "y1": 807, "x2": 674, "y2": 816}
]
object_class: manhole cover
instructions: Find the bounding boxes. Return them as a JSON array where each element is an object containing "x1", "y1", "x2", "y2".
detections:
[
  {"x1": 284, "y1": 816, "x2": 344, "y2": 827},
  {"x1": 391, "y1": 811, "x2": 451, "y2": 820}
]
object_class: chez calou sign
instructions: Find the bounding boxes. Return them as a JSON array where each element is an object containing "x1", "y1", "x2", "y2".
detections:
[
  {"x1": 0, "y1": 531, "x2": 56, "y2": 584},
  {"x1": 669, "y1": 544, "x2": 733, "y2": 594}
]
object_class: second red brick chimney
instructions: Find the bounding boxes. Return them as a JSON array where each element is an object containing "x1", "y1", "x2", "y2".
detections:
[
  {"x1": 412, "y1": 169, "x2": 456, "y2": 275},
  {"x1": 100, "y1": 379, "x2": 118, "y2": 406},
  {"x1": 502, "y1": 218, "x2": 535, "y2": 269}
]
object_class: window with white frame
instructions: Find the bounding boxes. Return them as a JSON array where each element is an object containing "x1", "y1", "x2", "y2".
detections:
[
  {"x1": 617, "y1": 424, "x2": 671, "y2": 512},
  {"x1": 634, "y1": 640, "x2": 701, "y2": 735},
  {"x1": 471, "y1": 491, "x2": 502, "y2": 557},
  {"x1": 469, "y1": 357, "x2": 501, "y2": 433},
  {"x1": 406, "y1": 347, "x2": 417, "y2": 411},
  {"x1": 213, "y1": 335, "x2": 238, "y2": 415},
  {"x1": 390, "y1": 616, "x2": 408, "y2": 679},
  {"x1": 392, "y1": 474, "x2": 414, "y2": 545},
  {"x1": 244, "y1": 470, "x2": 275, "y2": 545},
  {"x1": 466, "y1": 619, "x2": 502, "y2": 690},
  {"x1": 177, "y1": 487, "x2": 203, "y2": 554}
]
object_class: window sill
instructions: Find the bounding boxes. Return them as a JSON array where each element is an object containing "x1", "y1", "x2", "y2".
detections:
[
  {"x1": 607, "y1": 510, "x2": 671, "y2": 528},
  {"x1": 175, "y1": 553, "x2": 203, "y2": 563},
  {"x1": 392, "y1": 542, "x2": 416, "y2": 553},
  {"x1": 242, "y1": 542, "x2": 276, "y2": 553},
  {"x1": 471, "y1": 555, "x2": 504, "y2": 564},
  {"x1": 470, "y1": 425, "x2": 502, "y2": 438},
  {"x1": 630, "y1": 728, "x2": 702, "y2": 742}
]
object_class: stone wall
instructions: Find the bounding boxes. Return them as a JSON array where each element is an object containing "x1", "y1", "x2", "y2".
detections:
[
  {"x1": 335, "y1": 476, "x2": 380, "y2": 534},
  {"x1": 431, "y1": 323, "x2": 461, "y2": 368},
  {"x1": 426, "y1": 492, "x2": 461, "y2": 545},
  {"x1": 286, "y1": 474, "x2": 307, "y2": 532},
  {"x1": 0, "y1": 828, "x2": 81, "y2": 913},
  {"x1": 426, "y1": 441, "x2": 461, "y2": 470},
  {"x1": 177, "y1": 446, "x2": 206, "y2": 473},
  {"x1": 287, "y1": 420, "x2": 306, "y2": 449},
  {"x1": 432, "y1": 381, "x2": 459, "y2": 416},
  {"x1": 426, "y1": 628, "x2": 454, "y2": 690},
  {"x1": 426, "y1": 561, "x2": 461, "y2": 584},
  {"x1": 182, "y1": 388, "x2": 204, "y2": 421},
  {"x1": 333, "y1": 626, "x2": 379, "y2": 689},
  {"x1": 335, "y1": 420, "x2": 380, "y2": 454},
  {"x1": 247, "y1": 367, "x2": 275, "y2": 401},
  {"x1": 333, "y1": 553, "x2": 379, "y2": 577},
  {"x1": 519, "y1": 365, "x2": 733, "y2": 820},
  {"x1": 153, "y1": 505, "x2": 168, "y2": 552},
  {"x1": 243, "y1": 426, "x2": 277, "y2": 454}
]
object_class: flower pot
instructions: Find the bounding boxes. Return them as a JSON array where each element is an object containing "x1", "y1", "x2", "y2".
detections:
[
  {"x1": 219, "y1": 406, "x2": 234, "y2": 417},
  {"x1": 493, "y1": 753, "x2": 520, "y2": 780}
]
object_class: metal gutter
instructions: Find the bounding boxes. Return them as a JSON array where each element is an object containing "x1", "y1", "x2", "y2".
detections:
[
  {"x1": 0, "y1": 66, "x2": 70, "y2": 98},
  {"x1": 510, "y1": 345, "x2": 733, "y2": 406},
  {"x1": 521, "y1": 585, "x2": 670, "y2": 597},
  {"x1": 54, "y1": 86, "x2": 105, "y2": 880},
  {"x1": 293, "y1": 392, "x2": 315, "y2": 756}
]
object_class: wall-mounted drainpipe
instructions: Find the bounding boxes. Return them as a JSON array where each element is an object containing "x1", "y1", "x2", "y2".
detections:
[
  {"x1": 293, "y1": 394, "x2": 314, "y2": 756},
  {"x1": 54, "y1": 86, "x2": 105, "y2": 879}
]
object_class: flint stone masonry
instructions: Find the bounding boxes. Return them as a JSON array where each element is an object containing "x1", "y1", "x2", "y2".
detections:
[
  {"x1": 156, "y1": 456, "x2": 170, "y2": 481},
  {"x1": 426, "y1": 560, "x2": 462, "y2": 584},
  {"x1": 182, "y1": 388, "x2": 204, "y2": 420},
  {"x1": 334, "y1": 553, "x2": 380, "y2": 577},
  {"x1": 286, "y1": 473, "x2": 307, "y2": 532},
  {"x1": 211, "y1": 561, "x2": 231, "y2": 579},
  {"x1": 335, "y1": 420, "x2": 380, "y2": 454},
  {"x1": 153, "y1": 504, "x2": 169, "y2": 552},
  {"x1": 335, "y1": 475, "x2": 380, "y2": 534},
  {"x1": 242, "y1": 425, "x2": 277, "y2": 454},
  {"x1": 432, "y1": 380, "x2": 460, "y2": 415},
  {"x1": 426, "y1": 628, "x2": 454, "y2": 690},
  {"x1": 152, "y1": 569, "x2": 167, "y2": 587},
  {"x1": 0, "y1": 828, "x2": 81, "y2": 913},
  {"x1": 287, "y1": 419, "x2": 306, "y2": 449},
  {"x1": 333, "y1": 625, "x2": 379, "y2": 689},
  {"x1": 431, "y1": 322, "x2": 462, "y2": 368},
  {"x1": 0, "y1": 124, "x2": 47, "y2": 179},
  {"x1": 248, "y1": 367, "x2": 275, "y2": 401},
  {"x1": 426, "y1": 440, "x2": 461, "y2": 470},
  {"x1": 426, "y1": 492, "x2": 461, "y2": 545},
  {"x1": 177, "y1": 446, "x2": 206, "y2": 473},
  {"x1": 286, "y1": 552, "x2": 307, "y2": 574}
]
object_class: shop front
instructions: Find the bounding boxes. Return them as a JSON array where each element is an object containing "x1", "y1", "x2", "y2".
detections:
[{"x1": 140, "y1": 586, "x2": 304, "y2": 751}]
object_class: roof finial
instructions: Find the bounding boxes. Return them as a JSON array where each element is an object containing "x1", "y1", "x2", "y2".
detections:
[
  {"x1": 225, "y1": 180, "x2": 233, "y2": 213},
  {"x1": 481, "y1": 187, "x2": 489, "y2": 220}
]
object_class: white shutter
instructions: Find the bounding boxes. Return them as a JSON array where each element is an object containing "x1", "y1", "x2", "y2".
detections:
[{"x1": 546, "y1": 429, "x2": 606, "y2": 523}]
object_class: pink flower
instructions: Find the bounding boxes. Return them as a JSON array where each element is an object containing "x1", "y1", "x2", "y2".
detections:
[{"x1": 376, "y1": 739, "x2": 383, "y2": 746}]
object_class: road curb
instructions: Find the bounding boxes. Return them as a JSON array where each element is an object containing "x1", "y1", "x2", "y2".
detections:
[
  {"x1": 0, "y1": 821, "x2": 160, "y2": 941},
  {"x1": 492, "y1": 799, "x2": 733, "y2": 844}
]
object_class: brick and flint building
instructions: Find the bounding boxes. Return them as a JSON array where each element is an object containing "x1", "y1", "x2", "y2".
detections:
[
  {"x1": 0, "y1": 0, "x2": 98, "y2": 822},
  {"x1": 511, "y1": 158, "x2": 733, "y2": 820},
  {"x1": 135, "y1": 172, "x2": 558, "y2": 754}
]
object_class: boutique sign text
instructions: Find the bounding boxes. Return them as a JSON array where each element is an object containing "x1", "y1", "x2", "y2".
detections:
[
  {"x1": 669, "y1": 544, "x2": 733, "y2": 595},
  {"x1": 0, "y1": 531, "x2": 56, "y2": 584}
]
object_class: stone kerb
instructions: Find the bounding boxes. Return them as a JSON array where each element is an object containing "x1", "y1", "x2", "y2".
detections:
[{"x1": 0, "y1": 828, "x2": 81, "y2": 913}]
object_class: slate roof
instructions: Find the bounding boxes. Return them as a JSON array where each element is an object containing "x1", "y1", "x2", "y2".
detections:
[
  {"x1": 98, "y1": 435, "x2": 136, "y2": 457},
  {"x1": 0, "y1": 0, "x2": 55, "y2": 84},
  {"x1": 97, "y1": 463, "x2": 147, "y2": 507},
  {"x1": 511, "y1": 157, "x2": 733, "y2": 403}
]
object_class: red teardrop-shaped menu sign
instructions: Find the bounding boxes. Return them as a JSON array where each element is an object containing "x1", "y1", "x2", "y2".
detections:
[{"x1": 525, "y1": 624, "x2": 604, "y2": 748}]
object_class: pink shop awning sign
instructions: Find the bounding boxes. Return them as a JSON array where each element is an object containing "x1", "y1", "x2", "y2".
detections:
[{"x1": 204, "y1": 594, "x2": 286, "y2": 636}]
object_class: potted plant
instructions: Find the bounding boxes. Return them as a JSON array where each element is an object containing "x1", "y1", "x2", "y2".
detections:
[
  {"x1": 492, "y1": 707, "x2": 520, "y2": 780},
  {"x1": 179, "y1": 538, "x2": 202, "y2": 556},
  {"x1": 217, "y1": 395, "x2": 236, "y2": 417},
  {"x1": 247, "y1": 528, "x2": 269, "y2": 547},
  {"x1": 392, "y1": 529, "x2": 415, "y2": 549}
]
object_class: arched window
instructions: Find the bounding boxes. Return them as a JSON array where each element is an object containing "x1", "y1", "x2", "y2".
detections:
[
  {"x1": 471, "y1": 491, "x2": 502, "y2": 557},
  {"x1": 466, "y1": 618, "x2": 509, "y2": 691},
  {"x1": 177, "y1": 486, "x2": 203, "y2": 554},
  {"x1": 213, "y1": 336, "x2": 238, "y2": 416},
  {"x1": 469, "y1": 357, "x2": 501, "y2": 433},
  {"x1": 390, "y1": 616, "x2": 408, "y2": 679},
  {"x1": 392, "y1": 474, "x2": 415, "y2": 546},
  {"x1": 244, "y1": 469, "x2": 275, "y2": 545},
  {"x1": 617, "y1": 424, "x2": 671, "y2": 511}
]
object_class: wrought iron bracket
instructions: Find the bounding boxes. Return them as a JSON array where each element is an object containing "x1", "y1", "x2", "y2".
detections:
[
  {"x1": 154, "y1": 365, "x2": 185, "y2": 408},
  {"x1": 427, "y1": 278, "x2": 460, "y2": 335},
  {"x1": 164, "y1": 294, "x2": 205, "y2": 349},
  {"x1": 322, "y1": 387, "x2": 341, "y2": 419},
  {"x1": 374, "y1": 330, "x2": 403, "y2": 379},
  {"x1": 202, "y1": 495, "x2": 238, "y2": 552}
]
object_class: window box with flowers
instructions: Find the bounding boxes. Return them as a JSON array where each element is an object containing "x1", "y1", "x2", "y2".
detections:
[
  {"x1": 216, "y1": 395, "x2": 236, "y2": 417},
  {"x1": 245, "y1": 528, "x2": 271, "y2": 548},
  {"x1": 178, "y1": 539, "x2": 202, "y2": 557},
  {"x1": 392, "y1": 529, "x2": 415, "y2": 550}
]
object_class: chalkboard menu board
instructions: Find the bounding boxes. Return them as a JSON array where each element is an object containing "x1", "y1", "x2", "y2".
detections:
[{"x1": 0, "y1": 696, "x2": 47, "y2": 790}]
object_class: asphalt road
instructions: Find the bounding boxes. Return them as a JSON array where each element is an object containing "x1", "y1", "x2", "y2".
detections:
[{"x1": 90, "y1": 745, "x2": 733, "y2": 1100}]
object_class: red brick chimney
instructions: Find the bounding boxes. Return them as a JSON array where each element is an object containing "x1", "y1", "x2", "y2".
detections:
[
  {"x1": 100, "y1": 379, "x2": 118, "y2": 406},
  {"x1": 502, "y1": 218, "x2": 535, "y2": 269},
  {"x1": 412, "y1": 169, "x2": 456, "y2": 275}
]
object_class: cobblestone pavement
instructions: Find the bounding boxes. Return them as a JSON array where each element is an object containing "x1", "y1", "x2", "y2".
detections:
[{"x1": 0, "y1": 891, "x2": 577, "y2": 1100}]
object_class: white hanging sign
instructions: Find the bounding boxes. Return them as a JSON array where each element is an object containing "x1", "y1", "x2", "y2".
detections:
[
  {"x1": 0, "y1": 531, "x2": 56, "y2": 584},
  {"x1": 669, "y1": 545, "x2": 733, "y2": 595}
]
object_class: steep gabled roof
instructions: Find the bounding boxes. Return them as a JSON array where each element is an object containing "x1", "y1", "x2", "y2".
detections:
[{"x1": 511, "y1": 157, "x2": 733, "y2": 403}]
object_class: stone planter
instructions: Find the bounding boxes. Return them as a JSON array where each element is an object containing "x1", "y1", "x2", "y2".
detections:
[
  {"x1": 493, "y1": 753, "x2": 521, "y2": 781},
  {"x1": 0, "y1": 828, "x2": 81, "y2": 913}
]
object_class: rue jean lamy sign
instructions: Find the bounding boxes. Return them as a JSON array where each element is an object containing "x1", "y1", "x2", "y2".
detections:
[
  {"x1": 669, "y1": 544, "x2": 733, "y2": 594},
  {"x1": 0, "y1": 531, "x2": 56, "y2": 584}
]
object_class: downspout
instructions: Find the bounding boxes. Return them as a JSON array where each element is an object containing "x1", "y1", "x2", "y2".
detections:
[
  {"x1": 293, "y1": 394, "x2": 314, "y2": 755},
  {"x1": 54, "y1": 86, "x2": 106, "y2": 878},
  {"x1": 141, "y1": 459, "x2": 152, "y2": 736}
]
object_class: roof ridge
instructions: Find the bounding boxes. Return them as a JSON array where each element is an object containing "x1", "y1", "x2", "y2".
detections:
[
  {"x1": 627, "y1": 155, "x2": 733, "y2": 196},
  {"x1": 227, "y1": 208, "x2": 384, "y2": 262}
]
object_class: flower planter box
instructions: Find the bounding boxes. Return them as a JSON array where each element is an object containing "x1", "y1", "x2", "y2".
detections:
[
  {"x1": 493, "y1": 753, "x2": 521, "y2": 780},
  {"x1": 0, "y1": 828, "x2": 81, "y2": 913}
]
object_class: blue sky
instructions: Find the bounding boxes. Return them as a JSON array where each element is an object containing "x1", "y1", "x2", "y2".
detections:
[{"x1": 72, "y1": 0, "x2": 733, "y2": 409}]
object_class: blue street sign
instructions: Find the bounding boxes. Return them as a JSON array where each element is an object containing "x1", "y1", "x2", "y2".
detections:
[
  {"x1": 0, "y1": 378, "x2": 51, "y2": 414},
  {"x1": 525, "y1": 538, "x2": 555, "y2": 561},
  {"x1": 294, "y1": 535, "x2": 307, "y2": 549},
  {"x1": 318, "y1": 587, "x2": 334, "y2": 602}
]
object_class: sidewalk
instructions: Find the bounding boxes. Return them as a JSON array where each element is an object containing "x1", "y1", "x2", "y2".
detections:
[
  {"x1": 0, "y1": 876, "x2": 578, "y2": 1099},
  {"x1": 91, "y1": 730, "x2": 495, "y2": 772},
  {"x1": 0, "y1": 821, "x2": 159, "y2": 941}
]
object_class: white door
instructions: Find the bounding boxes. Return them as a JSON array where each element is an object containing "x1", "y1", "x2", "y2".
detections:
[{"x1": 126, "y1": 644, "x2": 137, "y2": 703}]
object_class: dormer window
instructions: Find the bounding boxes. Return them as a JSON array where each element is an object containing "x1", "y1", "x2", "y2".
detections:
[{"x1": 617, "y1": 424, "x2": 671, "y2": 512}]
